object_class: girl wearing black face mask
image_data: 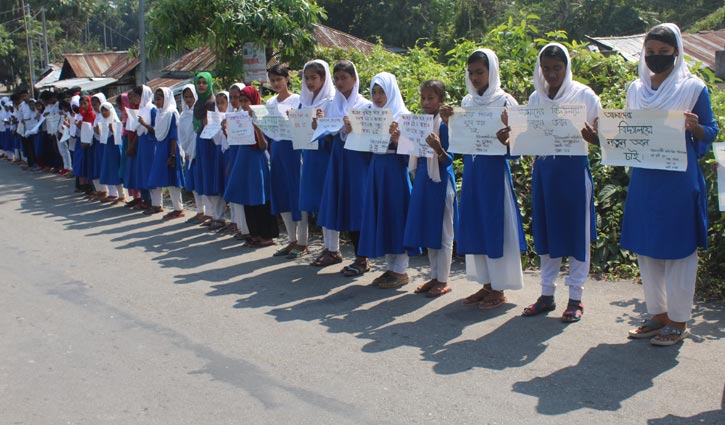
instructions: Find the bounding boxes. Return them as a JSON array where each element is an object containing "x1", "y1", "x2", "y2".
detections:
[{"x1": 622, "y1": 24, "x2": 718, "y2": 346}]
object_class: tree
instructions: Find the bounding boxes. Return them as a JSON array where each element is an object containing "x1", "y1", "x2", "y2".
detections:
[{"x1": 146, "y1": 0, "x2": 326, "y2": 84}]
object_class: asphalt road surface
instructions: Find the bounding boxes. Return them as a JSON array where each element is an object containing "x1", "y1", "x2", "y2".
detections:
[{"x1": 1, "y1": 162, "x2": 723, "y2": 425}]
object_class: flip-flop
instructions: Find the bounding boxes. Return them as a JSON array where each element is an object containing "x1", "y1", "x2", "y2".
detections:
[
  {"x1": 650, "y1": 326, "x2": 689, "y2": 346},
  {"x1": 414, "y1": 280, "x2": 438, "y2": 294},
  {"x1": 628, "y1": 319, "x2": 665, "y2": 339},
  {"x1": 462, "y1": 288, "x2": 490, "y2": 305},
  {"x1": 426, "y1": 284, "x2": 451, "y2": 298},
  {"x1": 478, "y1": 291, "x2": 506, "y2": 309}
]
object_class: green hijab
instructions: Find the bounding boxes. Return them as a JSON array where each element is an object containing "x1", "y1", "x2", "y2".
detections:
[{"x1": 193, "y1": 72, "x2": 214, "y2": 132}]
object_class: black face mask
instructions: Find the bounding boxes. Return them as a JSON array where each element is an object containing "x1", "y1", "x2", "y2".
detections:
[{"x1": 645, "y1": 54, "x2": 676, "y2": 74}]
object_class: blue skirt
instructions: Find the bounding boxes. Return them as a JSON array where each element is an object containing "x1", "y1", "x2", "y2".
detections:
[
  {"x1": 318, "y1": 135, "x2": 372, "y2": 231},
  {"x1": 269, "y1": 139, "x2": 302, "y2": 219},
  {"x1": 456, "y1": 155, "x2": 526, "y2": 257},
  {"x1": 119, "y1": 135, "x2": 129, "y2": 183},
  {"x1": 531, "y1": 156, "x2": 596, "y2": 262},
  {"x1": 223, "y1": 145, "x2": 270, "y2": 206},
  {"x1": 358, "y1": 154, "x2": 413, "y2": 258},
  {"x1": 100, "y1": 142, "x2": 122, "y2": 185},
  {"x1": 147, "y1": 139, "x2": 184, "y2": 188},
  {"x1": 72, "y1": 139, "x2": 85, "y2": 176},
  {"x1": 299, "y1": 140, "x2": 331, "y2": 213},
  {"x1": 134, "y1": 132, "x2": 156, "y2": 190},
  {"x1": 92, "y1": 140, "x2": 104, "y2": 179},
  {"x1": 191, "y1": 134, "x2": 225, "y2": 196}
]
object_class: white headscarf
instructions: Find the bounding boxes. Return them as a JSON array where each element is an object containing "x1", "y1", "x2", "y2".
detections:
[
  {"x1": 71, "y1": 95, "x2": 80, "y2": 109},
  {"x1": 214, "y1": 91, "x2": 229, "y2": 149},
  {"x1": 229, "y1": 83, "x2": 246, "y2": 112},
  {"x1": 300, "y1": 60, "x2": 335, "y2": 111},
  {"x1": 529, "y1": 43, "x2": 600, "y2": 123},
  {"x1": 329, "y1": 62, "x2": 370, "y2": 117},
  {"x1": 370, "y1": 72, "x2": 410, "y2": 119},
  {"x1": 626, "y1": 23, "x2": 705, "y2": 111},
  {"x1": 99, "y1": 102, "x2": 120, "y2": 123},
  {"x1": 462, "y1": 49, "x2": 510, "y2": 107},
  {"x1": 179, "y1": 84, "x2": 197, "y2": 157},
  {"x1": 91, "y1": 93, "x2": 107, "y2": 130},
  {"x1": 214, "y1": 91, "x2": 229, "y2": 113},
  {"x1": 137, "y1": 85, "x2": 155, "y2": 135},
  {"x1": 154, "y1": 87, "x2": 179, "y2": 142}
]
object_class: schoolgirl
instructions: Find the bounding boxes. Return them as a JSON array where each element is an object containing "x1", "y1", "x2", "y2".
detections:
[
  {"x1": 621, "y1": 24, "x2": 718, "y2": 345},
  {"x1": 356, "y1": 72, "x2": 415, "y2": 288},
  {"x1": 142, "y1": 87, "x2": 185, "y2": 219},
  {"x1": 177, "y1": 84, "x2": 206, "y2": 222},
  {"x1": 77, "y1": 95, "x2": 97, "y2": 196},
  {"x1": 123, "y1": 90, "x2": 151, "y2": 209},
  {"x1": 264, "y1": 65, "x2": 306, "y2": 258},
  {"x1": 403, "y1": 79, "x2": 458, "y2": 298},
  {"x1": 522, "y1": 43, "x2": 601, "y2": 322},
  {"x1": 204, "y1": 90, "x2": 230, "y2": 230},
  {"x1": 223, "y1": 85, "x2": 279, "y2": 247},
  {"x1": 317, "y1": 60, "x2": 373, "y2": 274},
  {"x1": 220, "y1": 84, "x2": 250, "y2": 236},
  {"x1": 133, "y1": 86, "x2": 157, "y2": 207},
  {"x1": 445, "y1": 49, "x2": 527, "y2": 308},
  {"x1": 88, "y1": 93, "x2": 109, "y2": 200},
  {"x1": 98, "y1": 101, "x2": 125, "y2": 204}
]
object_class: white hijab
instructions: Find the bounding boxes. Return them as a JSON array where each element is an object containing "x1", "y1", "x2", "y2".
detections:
[
  {"x1": 626, "y1": 23, "x2": 705, "y2": 111},
  {"x1": 137, "y1": 85, "x2": 155, "y2": 136},
  {"x1": 214, "y1": 91, "x2": 229, "y2": 149},
  {"x1": 155, "y1": 87, "x2": 179, "y2": 141},
  {"x1": 300, "y1": 60, "x2": 335, "y2": 111},
  {"x1": 92, "y1": 93, "x2": 107, "y2": 130},
  {"x1": 329, "y1": 62, "x2": 370, "y2": 117},
  {"x1": 229, "y1": 83, "x2": 246, "y2": 112},
  {"x1": 529, "y1": 43, "x2": 600, "y2": 123},
  {"x1": 100, "y1": 102, "x2": 120, "y2": 123},
  {"x1": 370, "y1": 72, "x2": 410, "y2": 120},
  {"x1": 462, "y1": 49, "x2": 510, "y2": 107},
  {"x1": 179, "y1": 84, "x2": 197, "y2": 157}
]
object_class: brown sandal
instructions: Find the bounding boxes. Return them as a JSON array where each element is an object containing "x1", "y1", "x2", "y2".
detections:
[
  {"x1": 478, "y1": 290, "x2": 507, "y2": 310},
  {"x1": 462, "y1": 287, "x2": 491, "y2": 305},
  {"x1": 414, "y1": 279, "x2": 438, "y2": 294},
  {"x1": 311, "y1": 250, "x2": 342, "y2": 267},
  {"x1": 426, "y1": 283, "x2": 451, "y2": 298}
]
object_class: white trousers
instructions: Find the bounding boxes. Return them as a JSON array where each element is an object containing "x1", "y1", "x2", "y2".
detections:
[
  {"x1": 323, "y1": 227, "x2": 340, "y2": 252},
  {"x1": 386, "y1": 253, "x2": 409, "y2": 274},
  {"x1": 638, "y1": 251, "x2": 698, "y2": 323},
  {"x1": 538, "y1": 171, "x2": 592, "y2": 301},
  {"x1": 281, "y1": 211, "x2": 309, "y2": 245},
  {"x1": 202, "y1": 195, "x2": 225, "y2": 220},
  {"x1": 466, "y1": 174, "x2": 524, "y2": 291},
  {"x1": 57, "y1": 139, "x2": 72, "y2": 170},
  {"x1": 107, "y1": 184, "x2": 124, "y2": 198},
  {"x1": 151, "y1": 187, "x2": 182, "y2": 209},
  {"x1": 193, "y1": 192, "x2": 205, "y2": 215},
  {"x1": 92, "y1": 179, "x2": 106, "y2": 193},
  {"x1": 150, "y1": 188, "x2": 163, "y2": 207},
  {"x1": 230, "y1": 203, "x2": 249, "y2": 234},
  {"x1": 429, "y1": 180, "x2": 456, "y2": 283}
]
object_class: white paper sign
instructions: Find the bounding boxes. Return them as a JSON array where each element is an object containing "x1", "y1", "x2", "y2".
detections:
[
  {"x1": 200, "y1": 111, "x2": 224, "y2": 139},
  {"x1": 59, "y1": 125, "x2": 71, "y2": 143},
  {"x1": 397, "y1": 114, "x2": 435, "y2": 157},
  {"x1": 80, "y1": 122, "x2": 94, "y2": 144},
  {"x1": 125, "y1": 109, "x2": 138, "y2": 132},
  {"x1": 16, "y1": 121, "x2": 25, "y2": 136},
  {"x1": 46, "y1": 114, "x2": 62, "y2": 134},
  {"x1": 288, "y1": 108, "x2": 316, "y2": 150},
  {"x1": 598, "y1": 109, "x2": 687, "y2": 172},
  {"x1": 25, "y1": 117, "x2": 45, "y2": 137},
  {"x1": 345, "y1": 108, "x2": 395, "y2": 153},
  {"x1": 713, "y1": 143, "x2": 725, "y2": 211},
  {"x1": 251, "y1": 105, "x2": 289, "y2": 141},
  {"x1": 310, "y1": 117, "x2": 344, "y2": 143},
  {"x1": 226, "y1": 111, "x2": 256, "y2": 146},
  {"x1": 448, "y1": 107, "x2": 507, "y2": 155},
  {"x1": 111, "y1": 122, "x2": 123, "y2": 146},
  {"x1": 509, "y1": 104, "x2": 588, "y2": 156},
  {"x1": 99, "y1": 123, "x2": 110, "y2": 145}
]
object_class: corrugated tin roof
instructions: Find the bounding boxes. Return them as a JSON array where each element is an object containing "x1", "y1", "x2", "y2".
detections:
[
  {"x1": 36, "y1": 77, "x2": 117, "y2": 91},
  {"x1": 61, "y1": 52, "x2": 129, "y2": 78},
  {"x1": 162, "y1": 46, "x2": 217, "y2": 73},
  {"x1": 103, "y1": 56, "x2": 140, "y2": 79},
  {"x1": 587, "y1": 34, "x2": 644, "y2": 62},
  {"x1": 313, "y1": 24, "x2": 376, "y2": 54},
  {"x1": 34, "y1": 64, "x2": 62, "y2": 89},
  {"x1": 147, "y1": 77, "x2": 192, "y2": 92}
]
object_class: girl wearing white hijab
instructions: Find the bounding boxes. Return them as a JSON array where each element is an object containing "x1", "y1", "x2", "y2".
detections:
[
  {"x1": 445, "y1": 49, "x2": 526, "y2": 308},
  {"x1": 621, "y1": 24, "x2": 718, "y2": 345},
  {"x1": 144, "y1": 87, "x2": 185, "y2": 218},
  {"x1": 178, "y1": 84, "x2": 207, "y2": 222},
  {"x1": 221, "y1": 83, "x2": 250, "y2": 237},
  {"x1": 134, "y1": 85, "x2": 158, "y2": 196},
  {"x1": 356, "y1": 72, "x2": 416, "y2": 288},
  {"x1": 297, "y1": 60, "x2": 338, "y2": 267},
  {"x1": 317, "y1": 60, "x2": 373, "y2": 274},
  {"x1": 98, "y1": 102, "x2": 125, "y2": 204},
  {"x1": 522, "y1": 43, "x2": 601, "y2": 323},
  {"x1": 89, "y1": 92, "x2": 108, "y2": 200}
]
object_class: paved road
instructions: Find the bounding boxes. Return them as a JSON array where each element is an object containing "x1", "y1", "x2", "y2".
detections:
[{"x1": 0, "y1": 163, "x2": 723, "y2": 425}]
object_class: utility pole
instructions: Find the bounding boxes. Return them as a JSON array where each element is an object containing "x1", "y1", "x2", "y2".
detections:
[
  {"x1": 103, "y1": 22, "x2": 107, "y2": 50},
  {"x1": 41, "y1": 7, "x2": 49, "y2": 66},
  {"x1": 20, "y1": 0, "x2": 34, "y2": 97},
  {"x1": 139, "y1": 0, "x2": 146, "y2": 84}
]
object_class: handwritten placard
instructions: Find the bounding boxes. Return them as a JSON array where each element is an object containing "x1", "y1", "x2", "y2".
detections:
[
  {"x1": 251, "y1": 105, "x2": 289, "y2": 141},
  {"x1": 345, "y1": 108, "x2": 394, "y2": 153},
  {"x1": 111, "y1": 122, "x2": 122, "y2": 146},
  {"x1": 125, "y1": 109, "x2": 138, "y2": 132},
  {"x1": 448, "y1": 107, "x2": 506, "y2": 155},
  {"x1": 80, "y1": 122, "x2": 94, "y2": 144},
  {"x1": 598, "y1": 109, "x2": 686, "y2": 172},
  {"x1": 397, "y1": 114, "x2": 435, "y2": 157},
  {"x1": 46, "y1": 114, "x2": 62, "y2": 134},
  {"x1": 226, "y1": 111, "x2": 256, "y2": 145},
  {"x1": 25, "y1": 117, "x2": 45, "y2": 137},
  {"x1": 99, "y1": 123, "x2": 110, "y2": 144},
  {"x1": 310, "y1": 117, "x2": 344, "y2": 143},
  {"x1": 509, "y1": 104, "x2": 587, "y2": 156},
  {"x1": 288, "y1": 108, "x2": 316, "y2": 150},
  {"x1": 715, "y1": 143, "x2": 725, "y2": 211},
  {"x1": 200, "y1": 111, "x2": 224, "y2": 139},
  {"x1": 59, "y1": 125, "x2": 71, "y2": 143}
]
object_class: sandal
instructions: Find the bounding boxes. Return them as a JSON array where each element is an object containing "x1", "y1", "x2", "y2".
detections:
[
  {"x1": 478, "y1": 290, "x2": 506, "y2": 309},
  {"x1": 628, "y1": 319, "x2": 665, "y2": 339},
  {"x1": 162, "y1": 210, "x2": 186, "y2": 221},
  {"x1": 143, "y1": 206, "x2": 164, "y2": 215},
  {"x1": 377, "y1": 273, "x2": 410, "y2": 289},
  {"x1": 371, "y1": 271, "x2": 391, "y2": 286},
  {"x1": 523, "y1": 296, "x2": 557, "y2": 316},
  {"x1": 208, "y1": 220, "x2": 226, "y2": 231},
  {"x1": 286, "y1": 246, "x2": 308, "y2": 259},
  {"x1": 342, "y1": 258, "x2": 372, "y2": 277},
  {"x1": 462, "y1": 287, "x2": 491, "y2": 305},
  {"x1": 426, "y1": 283, "x2": 452, "y2": 298},
  {"x1": 100, "y1": 196, "x2": 118, "y2": 203},
  {"x1": 186, "y1": 212, "x2": 206, "y2": 223},
  {"x1": 234, "y1": 232, "x2": 251, "y2": 241},
  {"x1": 414, "y1": 279, "x2": 438, "y2": 294},
  {"x1": 650, "y1": 326, "x2": 689, "y2": 346},
  {"x1": 273, "y1": 243, "x2": 296, "y2": 257},
  {"x1": 561, "y1": 300, "x2": 584, "y2": 323},
  {"x1": 311, "y1": 250, "x2": 342, "y2": 267}
]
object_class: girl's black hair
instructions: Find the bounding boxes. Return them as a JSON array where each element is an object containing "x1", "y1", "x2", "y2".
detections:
[
  {"x1": 132, "y1": 86, "x2": 143, "y2": 96},
  {"x1": 304, "y1": 62, "x2": 326, "y2": 79},
  {"x1": 420, "y1": 79, "x2": 446, "y2": 101},
  {"x1": 333, "y1": 60, "x2": 357, "y2": 78},
  {"x1": 540, "y1": 45, "x2": 568, "y2": 65},
  {"x1": 645, "y1": 26, "x2": 678, "y2": 50},
  {"x1": 267, "y1": 64, "x2": 289, "y2": 78},
  {"x1": 58, "y1": 100, "x2": 71, "y2": 111},
  {"x1": 467, "y1": 51, "x2": 490, "y2": 67}
]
